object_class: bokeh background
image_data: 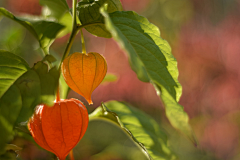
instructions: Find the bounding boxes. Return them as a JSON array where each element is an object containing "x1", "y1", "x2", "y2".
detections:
[{"x1": 1, "y1": 0, "x2": 240, "y2": 159}]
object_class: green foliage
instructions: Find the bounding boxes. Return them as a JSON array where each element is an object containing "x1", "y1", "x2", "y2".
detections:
[
  {"x1": 0, "y1": 50, "x2": 29, "y2": 98},
  {"x1": 0, "y1": 8, "x2": 65, "y2": 54},
  {"x1": 42, "y1": 55, "x2": 57, "y2": 63},
  {"x1": 0, "y1": 51, "x2": 59, "y2": 154},
  {"x1": 89, "y1": 101, "x2": 177, "y2": 160},
  {"x1": 40, "y1": 0, "x2": 69, "y2": 20},
  {"x1": 73, "y1": 119, "x2": 149, "y2": 160},
  {"x1": 40, "y1": 0, "x2": 72, "y2": 38},
  {"x1": 101, "y1": 73, "x2": 118, "y2": 84},
  {"x1": 100, "y1": 7, "x2": 196, "y2": 144},
  {"x1": 0, "y1": 25, "x2": 25, "y2": 51},
  {"x1": 77, "y1": 0, "x2": 122, "y2": 38},
  {"x1": 32, "y1": 62, "x2": 59, "y2": 106}
]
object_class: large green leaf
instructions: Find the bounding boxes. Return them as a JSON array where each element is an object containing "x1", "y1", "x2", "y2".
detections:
[
  {"x1": 0, "y1": 85, "x2": 22, "y2": 155},
  {"x1": 100, "y1": 8, "x2": 197, "y2": 144},
  {"x1": 89, "y1": 101, "x2": 177, "y2": 160},
  {"x1": 0, "y1": 8, "x2": 65, "y2": 53},
  {"x1": 29, "y1": 20, "x2": 65, "y2": 51},
  {"x1": 77, "y1": 0, "x2": 122, "y2": 38},
  {"x1": 0, "y1": 50, "x2": 29, "y2": 99},
  {"x1": 40, "y1": 0, "x2": 69, "y2": 20},
  {"x1": 40, "y1": 0, "x2": 72, "y2": 38},
  {"x1": 0, "y1": 51, "x2": 59, "y2": 154}
]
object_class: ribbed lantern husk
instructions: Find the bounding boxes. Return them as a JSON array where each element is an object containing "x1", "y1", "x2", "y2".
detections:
[
  {"x1": 61, "y1": 52, "x2": 107, "y2": 104},
  {"x1": 28, "y1": 98, "x2": 89, "y2": 160}
]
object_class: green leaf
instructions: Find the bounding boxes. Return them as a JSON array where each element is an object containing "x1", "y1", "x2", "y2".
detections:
[
  {"x1": 57, "y1": 12, "x2": 73, "y2": 38},
  {"x1": 101, "y1": 73, "x2": 118, "y2": 84},
  {"x1": 40, "y1": 0, "x2": 69, "y2": 20},
  {"x1": 0, "y1": 50, "x2": 29, "y2": 99},
  {"x1": 0, "y1": 51, "x2": 59, "y2": 154},
  {"x1": 0, "y1": 7, "x2": 65, "y2": 53},
  {"x1": 28, "y1": 20, "x2": 65, "y2": 52},
  {"x1": 0, "y1": 152, "x2": 17, "y2": 160},
  {"x1": 0, "y1": 85, "x2": 22, "y2": 155},
  {"x1": 77, "y1": 0, "x2": 122, "y2": 38},
  {"x1": 0, "y1": 25, "x2": 25, "y2": 51},
  {"x1": 41, "y1": 0, "x2": 72, "y2": 38},
  {"x1": 13, "y1": 70, "x2": 41, "y2": 123},
  {"x1": 0, "y1": 8, "x2": 39, "y2": 40},
  {"x1": 42, "y1": 55, "x2": 57, "y2": 63},
  {"x1": 89, "y1": 101, "x2": 177, "y2": 160},
  {"x1": 32, "y1": 62, "x2": 60, "y2": 106},
  {"x1": 100, "y1": 8, "x2": 197, "y2": 144}
]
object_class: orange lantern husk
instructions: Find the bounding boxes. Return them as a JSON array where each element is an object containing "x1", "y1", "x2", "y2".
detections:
[
  {"x1": 28, "y1": 98, "x2": 89, "y2": 160},
  {"x1": 61, "y1": 52, "x2": 107, "y2": 104}
]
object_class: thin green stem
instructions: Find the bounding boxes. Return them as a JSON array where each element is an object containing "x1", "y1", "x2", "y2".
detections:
[
  {"x1": 58, "y1": 0, "x2": 78, "y2": 70},
  {"x1": 59, "y1": 29, "x2": 79, "y2": 69},
  {"x1": 80, "y1": 29, "x2": 87, "y2": 55},
  {"x1": 58, "y1": 22, "x2": 103, "y2": 69},
  {"x1": 56, "y1": 0, "x2": 103, "y2": 101}
]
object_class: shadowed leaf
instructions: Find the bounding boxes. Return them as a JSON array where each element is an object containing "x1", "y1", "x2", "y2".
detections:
[
  {"x1": 0, "y1": 8, "x2": 65, "y2": 53},
  {"x1": 89, "y1": 101, "x2": 177, "y2": 160}
]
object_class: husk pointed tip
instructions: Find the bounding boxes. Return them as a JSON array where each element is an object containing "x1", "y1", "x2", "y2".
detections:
[{"x1": 87, "y1": 99, "x2": 93, "y2": 105}]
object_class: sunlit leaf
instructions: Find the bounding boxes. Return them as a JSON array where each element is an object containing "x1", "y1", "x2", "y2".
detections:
[
  {"x1": 0, "y1": 50, "x2": 29, "y2": 99},
  {"x1": 100, "y1": 8, "x2": 197, "y2": 144},
  {"x1": 77, "y1": 0, "x2": 122, "y2": 38},
  {"x1": 40, "y1": 0, "x2": 72, "y2": 37},
  {"x1": 40, "y1": 0, "x2": 69, "y2": 20},
  {"x1": 89, "y1": 101, "x2": 177, "y2": 160},
  {"x1": 57, "y1": 12, "x2": 72, "y2": 38}
]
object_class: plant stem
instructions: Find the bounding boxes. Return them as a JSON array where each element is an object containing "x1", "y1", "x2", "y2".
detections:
[
  {"x1": 59, "y1": 29, "x2": 79, "y2": 69},
  {"x1": 59, "y1": 22, "x2": 103, "y2": 68},
  {"x1": 69, "y1": 150, "x2": 75, "y2": 160},
  {"x1": 58, "y1": 0, "x2": 78, "y2": 70},
  {"x1": 56, "y1": 87, "x2": 60, "y2": 102},
  {"x1": 80, "y1": 29, "x2": 87, "y2": 55}
]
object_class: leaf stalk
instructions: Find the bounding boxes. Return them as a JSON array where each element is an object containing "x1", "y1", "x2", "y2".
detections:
[{"x1": 80, "y1": 29, "x2": 87, "y2": 55}]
